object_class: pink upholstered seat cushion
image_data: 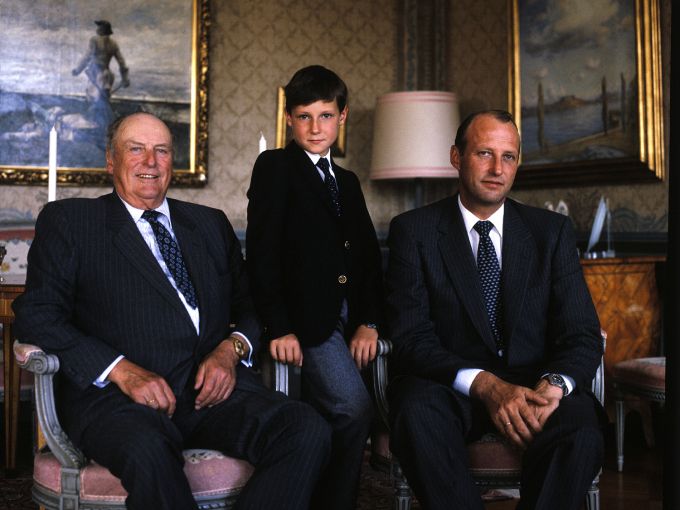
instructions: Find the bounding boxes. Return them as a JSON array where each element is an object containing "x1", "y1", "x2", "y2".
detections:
[
  {"x1": 33, "y1": 449, "x2": 254, "y2": 501},
  {"x1": 466, "y1": 433, "x2": 522, "y2": 475},
  {"x1": 372, "y1": 425, "x2": 522, "y2": 475},
  {"x1": 611, "y1": 357, "x2": 666, "y2": 390}
]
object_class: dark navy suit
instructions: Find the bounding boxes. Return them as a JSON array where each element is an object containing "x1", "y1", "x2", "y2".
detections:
[
  {"x1": 385, "y1": 195, "x2": 605, "y2": 510},
  {"x1": 13, "y1": 192, "x2": 331, "y2": 510}
]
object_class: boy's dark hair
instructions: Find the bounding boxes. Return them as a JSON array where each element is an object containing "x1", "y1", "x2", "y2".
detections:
[
  {"x1": 284, "y1": 65, "x2": 348, "y2": 114},
  {"x1": 455, "y1": 110, "x2": 521, "y2": 156}
]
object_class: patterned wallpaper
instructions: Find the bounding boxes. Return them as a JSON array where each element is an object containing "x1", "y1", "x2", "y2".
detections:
[{"x1": 0, "y1": 0, "x2": 670, "y2": 238}]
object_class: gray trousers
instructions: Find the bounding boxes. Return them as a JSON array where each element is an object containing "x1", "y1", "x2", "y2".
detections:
[{"x1": 301, "y1": 300, "x2": 376, "y2": 510}]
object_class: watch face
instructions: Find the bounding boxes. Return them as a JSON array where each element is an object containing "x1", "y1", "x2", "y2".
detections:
[
  {"x1": 551, "y1": 374, "x2": 565, "y2": 385},
  {"x1": 544, "y1": 374, "x2": 567, "y2": 395}
]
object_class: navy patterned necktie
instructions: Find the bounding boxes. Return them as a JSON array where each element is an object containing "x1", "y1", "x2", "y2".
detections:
[
  {"x1": 474, "y1": 220, "x2": 504, "y2": 355},
  {"x1": 316, "y1": 158, "x2": 341, "y2": 217},
  {"x1": 142, "y1": 210, "x2": 198, "y2": 309}
]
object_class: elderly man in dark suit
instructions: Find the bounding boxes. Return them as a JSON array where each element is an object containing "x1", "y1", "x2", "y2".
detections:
[
  {"x1": 385, "y1": 110, "x2": 605, "y2": 510},
  {"x1": 12, "y1": 112, "x2": 330, "y2": 510}
]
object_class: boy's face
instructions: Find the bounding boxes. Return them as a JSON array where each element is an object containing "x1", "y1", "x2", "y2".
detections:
[{"x1": 286, "y1": 99, "x2": 347, "y2": 157}]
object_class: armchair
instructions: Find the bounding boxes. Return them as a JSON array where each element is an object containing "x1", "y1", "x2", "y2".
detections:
[
  {"x1": 14, "y1": 341, "x2": 286, "y2": 510},
  {"x1": 369, "y1": 334, "x2": 607, "y2": 510}
]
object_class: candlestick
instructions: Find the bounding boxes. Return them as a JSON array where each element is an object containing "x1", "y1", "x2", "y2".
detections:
[
  {"x1": 48, "y1": 126, "x2": 57, "y2": 202},
  {"x1": 259, "y1": 132, "x2": 266, "y2": 154}
]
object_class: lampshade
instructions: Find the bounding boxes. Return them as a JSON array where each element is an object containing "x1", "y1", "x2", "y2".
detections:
[{"x1": 370, "y1": 91, "x2": 460, "y2": 180}]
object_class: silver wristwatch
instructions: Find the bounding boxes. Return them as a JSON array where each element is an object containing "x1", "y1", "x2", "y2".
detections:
[{"x1": 541, "y1": 373, "x2": 568, "y2": 396}]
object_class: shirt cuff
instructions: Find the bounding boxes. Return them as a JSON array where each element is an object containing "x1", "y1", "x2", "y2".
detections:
[
  {"x1": 94, "y1": 355, "x2": 125, "y2": 388},
  {"x1": 453, "y1": 368, "x2": 484, "y2": 396},
  {"x1": 232, "y1": 331, "x2": 254, "y2": 367}
]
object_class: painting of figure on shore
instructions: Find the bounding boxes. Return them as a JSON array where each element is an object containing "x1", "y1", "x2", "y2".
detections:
[
  {"x1": 0, "y1": 0, "x2": 192, "y2": 171},
  {"x1": 518, "y1": 0, "x2": 637, "y2": 166}
]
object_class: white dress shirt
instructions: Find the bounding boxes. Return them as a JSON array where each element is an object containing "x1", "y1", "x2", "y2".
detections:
[{"x1": 304, "y1": 151, "x2": 336, "y2": 184}]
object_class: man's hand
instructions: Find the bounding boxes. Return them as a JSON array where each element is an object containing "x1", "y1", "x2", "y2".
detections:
[
  {"x1": 107, "y1": 358, "x2": 176, "y2": 417},
  {"x1": 470, "y1": 372, "x2": 549, "y2": 450},
  {"x1": 270, "y1": 334, "x2": 303, "y2": 367},
  {"x1": 194, "y1": 334, "x2": 247, "y2": 410},
  {"x1": 528, "y1": 379, "x2": 564, "y2": 427},
  {"x1": 349, "y1": 325, "x2": 379, "y2": 370}
]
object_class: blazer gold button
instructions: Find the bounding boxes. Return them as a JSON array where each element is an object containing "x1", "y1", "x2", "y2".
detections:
[
  {"x1": 338, "y1": 275, "x2": 347, "y2": 284},
  {"x1": 345, "y1": 241, "x2": 350, "y2": 249}
]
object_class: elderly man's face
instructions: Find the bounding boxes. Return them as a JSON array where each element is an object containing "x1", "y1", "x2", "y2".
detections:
[
  {"x1": 450, "y1": 114, "x2": 520, "y2": 219},
  {"x1": 106, "y1": 113, "x2": 173, "y2": 210}
]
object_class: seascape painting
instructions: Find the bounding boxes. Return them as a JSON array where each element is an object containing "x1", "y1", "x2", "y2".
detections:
[
  {"x1": 0, "y1": 0, "x2": 193, "y2": 174},
  {"x1": 518, "y1": 0, "x2": 638, "y2": 166}
]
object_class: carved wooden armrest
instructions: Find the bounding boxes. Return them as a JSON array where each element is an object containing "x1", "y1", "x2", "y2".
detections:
[
  {"x1": 13, "y1": 340, "x2": 87, "y2": 469},
  {"x1": 372, "y1": 338, "x2": 393, "y2": 427}
]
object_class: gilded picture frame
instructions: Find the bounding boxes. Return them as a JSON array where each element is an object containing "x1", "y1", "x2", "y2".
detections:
[
  {"x1": 276, "y1": 87, "x2": 346, "y2": 157},
  {"x1": 508, "y1": 0, "x2": 664, "y2": 188},
  {"x1": 0, "y1": 0, "x2": 209, "y2": 187}
]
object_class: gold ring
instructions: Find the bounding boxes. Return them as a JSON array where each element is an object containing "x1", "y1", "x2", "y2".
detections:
[
  {"x1": 505, "y1": 422, "x2": 511, "y2": 426},
  {"x1": 147, "y1": 399, "x2": 156, "y2": 404}
]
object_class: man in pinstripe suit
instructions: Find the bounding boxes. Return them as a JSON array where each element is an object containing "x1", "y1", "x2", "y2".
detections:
[
  {"x1": 13, "y1": 112, "x2": 331, "y2": 510},
  {"x1": 385, "y1": 111, "x2": 605, "y2": 510}
]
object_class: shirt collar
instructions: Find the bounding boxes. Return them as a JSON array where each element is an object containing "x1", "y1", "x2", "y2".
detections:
[
  {"x1": 304, "y1": 150, "x2": 332, "y2": 170},
  {"x1": 119, "y1": 194, "x2": 171, "y2": 228},
  {"x1": 458, "y1": 195, "x2": 505, "y2": 238}
]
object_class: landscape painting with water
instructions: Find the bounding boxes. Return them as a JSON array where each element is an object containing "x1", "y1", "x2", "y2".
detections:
[
  {"x1": 518, "y1": 0, "x2": 637, "y2": 166},
  {"x1": 0, "y1": 0, "x2": 193, "y2": 175}
]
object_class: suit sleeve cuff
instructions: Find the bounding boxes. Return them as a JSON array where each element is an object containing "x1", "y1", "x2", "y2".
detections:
[{"x1": 453, "y1": 368, "x2": 484, "y2": 397}]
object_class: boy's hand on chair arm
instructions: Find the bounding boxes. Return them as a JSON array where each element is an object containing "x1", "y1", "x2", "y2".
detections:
[
  {"x1": 270, "y1": 334, "x2": 303, "y2": 367},
  {"x1": 349, "y1": 325, "x2": 378, "y2": 370}
]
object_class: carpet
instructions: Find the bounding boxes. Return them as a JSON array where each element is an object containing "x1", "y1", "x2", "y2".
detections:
[{"x1": 0, "y1": 477, "x2": 36, "y2": 510}]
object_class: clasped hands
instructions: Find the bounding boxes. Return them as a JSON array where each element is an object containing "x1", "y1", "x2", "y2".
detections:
[
  {"x1": 107, "y1": 334, "x2": 248, "y2": 417},
  {"x1": 470, "y1": 372, "x2": 564, "y2": 451},
  {"x1": 270, "y1": 325, "x2": 379, "y2": 370}
]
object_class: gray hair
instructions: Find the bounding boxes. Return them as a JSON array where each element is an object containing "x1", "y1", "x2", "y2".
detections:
[{"x1": 106, "y1": 111, "x2": 176, "y2": 161}]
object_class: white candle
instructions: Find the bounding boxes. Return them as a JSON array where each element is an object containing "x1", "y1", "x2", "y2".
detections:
[
  {"x1": 259, "y1": 132, "x2": 266, "y2": 154},
  {"x1": 48, "y1": 126, "x2": 57, "y2": 202}
]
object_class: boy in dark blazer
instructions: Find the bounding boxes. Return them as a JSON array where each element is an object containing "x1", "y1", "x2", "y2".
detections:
[{"x1": 246, "y1": 65, "x2": 384, "y2": 510}]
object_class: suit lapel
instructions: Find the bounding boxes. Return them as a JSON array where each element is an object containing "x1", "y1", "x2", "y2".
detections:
[
  {"x1": 285, "y1": 142, "x2": 342, "y2": 222},
  {"x1": 105, "y1": 193, "x2": 194, "y2": 328},
  {"x1": 500, "y1": 200, "x2": 534, "y2": 349},
  {"x1": 437, "y1": 196, "x2": 498, "y2": 353}
]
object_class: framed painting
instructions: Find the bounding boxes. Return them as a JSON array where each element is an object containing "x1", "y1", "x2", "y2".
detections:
[
  {"x1": 508, "y1": 0, "x2": 664, "y2": 188},
  {"x1": 0, "y1": 0, "x2": 209, "y2": 187},
  {"x1": 275, "y1": 87, "x2": 346, "y2": 157}
]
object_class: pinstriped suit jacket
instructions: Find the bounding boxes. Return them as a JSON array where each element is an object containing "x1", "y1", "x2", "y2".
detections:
[
  {"x1": 13, "y1": 191, "x2": 262, "y2": 442},
  {"x1": 385, "y1": 194, "x2": 603, "y2": 392}
]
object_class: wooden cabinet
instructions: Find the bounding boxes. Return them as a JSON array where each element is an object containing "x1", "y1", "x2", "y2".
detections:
[{"x1": 581, "y1": 256, "x2": 664, "y2": 421}]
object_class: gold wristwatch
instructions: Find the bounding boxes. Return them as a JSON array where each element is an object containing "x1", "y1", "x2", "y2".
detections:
[{"x1": 226, "y1": 335, "x2": 247, "y2": 361}]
